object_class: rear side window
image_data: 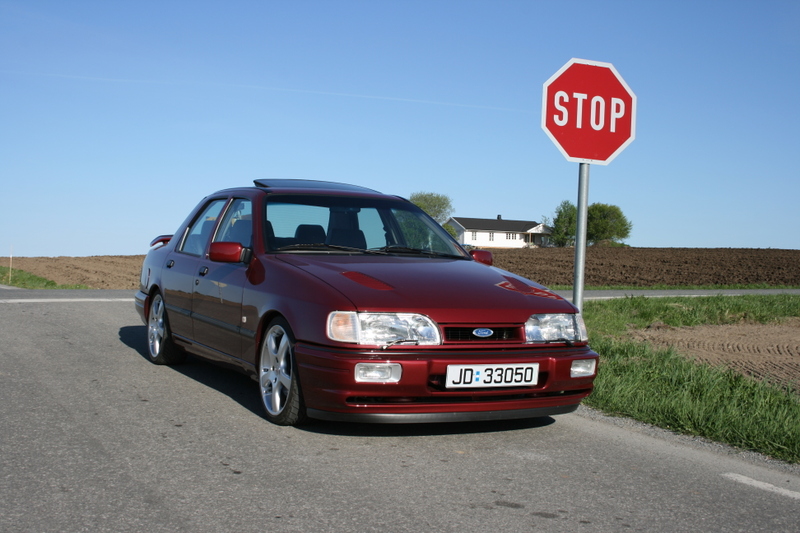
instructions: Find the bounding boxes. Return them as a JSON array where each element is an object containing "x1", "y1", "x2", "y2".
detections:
[{"x1": 179, "y1": 199, "x2": 227, "y2": 256}]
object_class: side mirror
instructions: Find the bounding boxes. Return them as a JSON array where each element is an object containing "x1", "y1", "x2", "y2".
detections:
[
  {"x1": 209, "y1": 242, "x2": 252, "y2": 264},
  {"x1": 470, "y1": 249, "x2": 494, "y2": 266}
]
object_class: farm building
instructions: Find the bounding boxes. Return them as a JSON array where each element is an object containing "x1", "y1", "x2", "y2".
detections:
[{"x1": 445, "y1": 216, "x2": 552, "y2": 248}]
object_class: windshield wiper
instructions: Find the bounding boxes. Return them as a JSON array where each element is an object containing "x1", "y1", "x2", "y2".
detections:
[
  {"x1": 376, "y1": 245, "x2": 463, "y2": 258},
  {"x1": 277, "y1": 243, "x2": 460, "y2": 258},
  {"x1": 276, "y1": 243, "x2": 387, "y2": 254}
]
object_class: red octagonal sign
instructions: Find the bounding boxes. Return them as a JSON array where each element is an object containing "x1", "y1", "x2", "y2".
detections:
[{"x1": 542, "y1": 58, "x2": 636, "y2": 165}]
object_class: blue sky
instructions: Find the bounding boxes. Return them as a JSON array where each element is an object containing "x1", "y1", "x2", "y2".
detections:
[{"x1": 2, "y1": 0, "x2": 799, "y2": 257}]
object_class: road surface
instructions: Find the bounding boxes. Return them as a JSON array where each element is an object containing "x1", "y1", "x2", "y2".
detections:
[{"x1": 1, "y1": 289, "x2": 799, "y2": 532}]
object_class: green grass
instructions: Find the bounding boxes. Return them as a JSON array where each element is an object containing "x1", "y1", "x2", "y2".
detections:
[
  {"x1": 0, "y1": 266, "x2": 89, "y2": 289},
  {"x1": 584, "y1": 293, "x2": 800, "y2": 335},
  {"x1": 582, "y1": 295, "x2": 800, "y2": 463}
]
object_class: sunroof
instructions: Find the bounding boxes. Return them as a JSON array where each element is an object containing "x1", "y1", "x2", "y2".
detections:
[{"x1": 253, "y1": 179, "x2": 379, "y2": 194}]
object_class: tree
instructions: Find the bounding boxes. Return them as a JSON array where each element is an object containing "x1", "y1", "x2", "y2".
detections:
[
  {"x1": 550, "y1": 200, "x2": 577, "y2": 247},
  {"x1": 587, "y1": 203, "x2": 632, "y2": 245},
  {"x1": 409, "y1": 192, "x2": 454, "y2": 224},
  {"x1": 549, "y1": 200, "x2": 632, "y2": 246}
]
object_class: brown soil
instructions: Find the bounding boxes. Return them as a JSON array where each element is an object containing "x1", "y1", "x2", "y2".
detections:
[
  {"x1": 2, "y1": 248, "x2": 799, "y2": 388},
  {"x1": 4, "y1": 248, "x2": 798, "y2": 290},
  {"x1": 2, "y1": 255, "x2": 146, "y2": 290},
  {"x1": 490, "y1": 247, "x2": 800, "y2": 287},
  {"x1": 630, "y1": 318, "x2": 800, "y2": 390}
]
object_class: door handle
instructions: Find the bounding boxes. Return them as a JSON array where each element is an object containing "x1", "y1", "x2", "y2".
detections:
[
  {"x1": 199, "y1": 266, "x2": 209, "y2": 276},
  {"x1": 166, "y1": 260, "x2": 174, "y2": 268}
]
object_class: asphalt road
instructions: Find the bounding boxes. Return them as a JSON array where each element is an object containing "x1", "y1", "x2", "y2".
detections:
[{"x1": 2, "y1": 289, "x2": 799, "y2": 532}]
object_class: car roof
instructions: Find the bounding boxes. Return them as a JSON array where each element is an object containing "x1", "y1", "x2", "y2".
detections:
[{"x1": 253, "y1": 179, "x2": 381, "y2": 195}]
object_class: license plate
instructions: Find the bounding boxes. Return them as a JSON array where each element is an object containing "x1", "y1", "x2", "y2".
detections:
[{"x1": 445, "y1": 363, "x2": 539, "y2": 388}]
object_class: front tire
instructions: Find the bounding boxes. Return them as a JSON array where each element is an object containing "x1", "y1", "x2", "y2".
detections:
[
  {"x1": 147, "y1": 292, "x2": 186, "y2": 365},
  {"x1": 258, "y1": 318, "x2": 306, "y2": 426}
]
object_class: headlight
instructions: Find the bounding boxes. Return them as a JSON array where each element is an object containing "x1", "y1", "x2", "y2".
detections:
[
  {"x1": 525, "y1": 313, "x2": 588, "y2": 344},
  {"x1": 328, "y1": 312, "x2": 441, "y2": 346}
]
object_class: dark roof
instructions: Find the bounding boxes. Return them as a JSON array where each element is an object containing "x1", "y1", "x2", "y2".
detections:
[
  {"x1": 449, "y1": 217, "x2": 543, "y2": 233},
  {"x1": 253, "y1": 179, "x2": 380, "y2": 194}
]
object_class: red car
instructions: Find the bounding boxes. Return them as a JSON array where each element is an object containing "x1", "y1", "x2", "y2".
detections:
[{"x1": 135, "y1": 179, "x2": 598, "y2": 425}]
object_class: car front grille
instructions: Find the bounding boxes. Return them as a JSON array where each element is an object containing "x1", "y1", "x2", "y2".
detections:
[{"x1": 443, "y1": 327, "x2": 520, "y2": 342}]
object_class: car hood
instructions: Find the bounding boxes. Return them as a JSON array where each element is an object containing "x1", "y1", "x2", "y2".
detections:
[{"x1": 276, "y1": 254, "x2": 576, "y2": 323}]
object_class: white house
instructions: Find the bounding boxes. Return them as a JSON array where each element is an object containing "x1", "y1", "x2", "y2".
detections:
[{"x1": 445, "y1": 216, "x2": 552, "y2": 249}]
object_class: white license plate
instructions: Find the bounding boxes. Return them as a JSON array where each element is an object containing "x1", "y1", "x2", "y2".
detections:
[{"x1": 445, "y1": 363, "x2": 539, "y2": 388}]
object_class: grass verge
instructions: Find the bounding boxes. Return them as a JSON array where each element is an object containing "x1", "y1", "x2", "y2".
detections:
[
  {"x1": 548, "y1": 283, "x2": 800, "y2": 290},
  {"x1": 582, "y1": 295, "x2": 800, "y2": 463},
  {"x1": 0, "y1": 266, "x2": 89, "y2": 289}
]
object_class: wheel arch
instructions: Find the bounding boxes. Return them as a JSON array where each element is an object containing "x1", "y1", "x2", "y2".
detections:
[
  {"x1": 254, "y1": 310, "x2": 289, "y2": 352},
  {"x1": 143, "y1": 283, "x2": 164, "y2": 322}
]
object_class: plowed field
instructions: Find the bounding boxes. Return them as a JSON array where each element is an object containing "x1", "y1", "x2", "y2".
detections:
[
  {"x1": 5, "y1": 248, "x2": 799, "y2": 290},
  {"x1": 490, "y1": 247, "x2": 800, "y2": 287}
]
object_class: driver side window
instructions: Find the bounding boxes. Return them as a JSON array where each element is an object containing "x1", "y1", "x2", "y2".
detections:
[{"x1": 214, "y1": 198, "x2": 253, "y2": 248}]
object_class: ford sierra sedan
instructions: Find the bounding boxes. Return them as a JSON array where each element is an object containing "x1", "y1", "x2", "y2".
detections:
[{"x1": 135, "y1": 179, "x2": 598, "y2": 426}]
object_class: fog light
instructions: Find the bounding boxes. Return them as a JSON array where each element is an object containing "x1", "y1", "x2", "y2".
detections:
[
  {"x1": 355, "y1": 363, "x2": 402, "y2": 383},
  {"x1": 571, "y1": 359, "x2": 596, "y2": 378}
]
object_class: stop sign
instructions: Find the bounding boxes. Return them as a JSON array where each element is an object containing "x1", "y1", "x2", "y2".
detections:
[{"x1": 542, "y1": 58, "x2": 636, "y2": 165}]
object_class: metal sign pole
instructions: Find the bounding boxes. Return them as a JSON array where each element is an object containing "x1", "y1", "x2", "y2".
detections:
[{"x1": 573, "y1": 162, "x2": 590, "y2": 312}]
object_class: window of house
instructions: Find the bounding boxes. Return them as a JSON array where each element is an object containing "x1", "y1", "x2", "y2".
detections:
[
  {"x1": 471, "y1": 231, "x2": 477, "y2": 240},
  {"x1": 489, "y1": 232, "x2": 494, "y2": 241}
]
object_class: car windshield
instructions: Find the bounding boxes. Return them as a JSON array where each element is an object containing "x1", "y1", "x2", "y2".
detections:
[{"x1": 264, "y1": 194, "x2": 467, "y2": 258}]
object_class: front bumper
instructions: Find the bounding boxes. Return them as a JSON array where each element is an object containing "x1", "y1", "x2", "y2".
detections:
[
  {"x1": 295, "y1": 342, "x2": 598, "y2": 423},
  {"x1": 307, "y1": 403, "x2": 579, "y2": 424}
]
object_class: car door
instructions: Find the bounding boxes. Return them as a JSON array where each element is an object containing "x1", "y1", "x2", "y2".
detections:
[
  {"x1": 191, "y1": 198, "x2": 253, "y2": 361},
  {"x1": 162, "y1": 198, "x2": 227, "y2": 342}
]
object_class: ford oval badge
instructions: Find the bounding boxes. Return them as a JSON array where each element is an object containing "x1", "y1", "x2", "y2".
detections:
[{"x1": 472, "y1": 328, "x2": 494, "y2": 338}]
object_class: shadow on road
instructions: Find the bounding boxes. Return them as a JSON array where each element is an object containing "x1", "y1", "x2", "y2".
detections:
[
  {"x1": 119, "y1": 325, "x2": 559, "y2": 437},
  {"x1": 119, "y1": 325, "x2": 150, "y2": 359},
  {"x1": 119, "y1": 325, "x2": 263, "y2": 416},
  {"x1": 300, "y1": 415, "x2": 556, "y2": 438}
]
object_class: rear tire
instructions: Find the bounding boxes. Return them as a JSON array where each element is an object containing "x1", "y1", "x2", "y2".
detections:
[
  {"x1": 147, "y1": 292, "x2": 187, "y2": 365},
  {"x1": 258, "y1": 318, "x2": 306, "y2": 426}
]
